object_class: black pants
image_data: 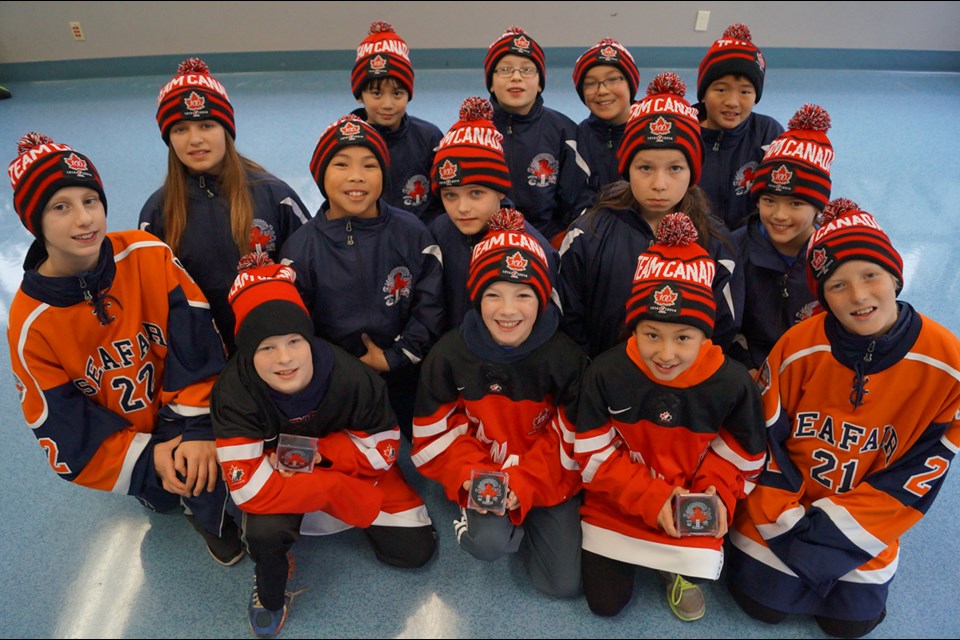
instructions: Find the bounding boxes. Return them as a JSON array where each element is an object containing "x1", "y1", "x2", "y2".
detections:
[
  {"x1": 242, "y1": 512, "x2": 437, "y2": 610},
  {"x1": 727, "y1": 577, "x2": 887, "y2": 639}
]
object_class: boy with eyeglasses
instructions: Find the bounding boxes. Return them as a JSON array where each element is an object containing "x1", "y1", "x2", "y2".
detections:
[
  {"x1": 695, "y1": 24, "x2": 784, "y2": 231},
  {"x1": 572, "y1": 39, "x2": 641, "y2": 195},
  {"x1": 484, "y1": 25, "x2": 591, "y2": 246}
]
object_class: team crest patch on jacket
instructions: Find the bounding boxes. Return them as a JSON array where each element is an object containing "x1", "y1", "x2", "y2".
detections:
[
  {"x1": 403, "y1": 175, "x2": 430, "y2": 206},
  {"x1": 249, "y1": 219, "x2": 277, "y2": 252},
  {"x1": 734, "y1": 161, "x2": 759, "y2": 195},
  {"x1": 528, "y1": 407, "x2": 552, "y2": 435},
  {"x1": 527, "y1": 153, "x2": 558, "y2": 187},
  {"x1": 227, "y1": 464, "x2": 246, "y2": 486},
  {"x1": 796, "y1": 300, "x2": 820, "y2": 322},
  {"x1": 757, "y1": 361, "x2": 772, "y2": 394},
  {"x1": 383, "y1": 266, "x2": 413, "y2": 306},
  {"x1": 14, "y1": 373, "x2": 26, "y2": 403}
]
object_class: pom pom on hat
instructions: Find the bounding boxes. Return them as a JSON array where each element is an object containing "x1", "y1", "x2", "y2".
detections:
[
  {"x1": 697, "y1": 23, "x2": 767, "y2": 102},
  {"x1": 805, "y1": 198, "x2": 903, "y2": 312},
  {"x1": 8, "y1": 131, "x2": 106, "y2": 237},
  {"x1": 466, "y1": 208, "x2": 552, "y2": 310},
  {"x1": 309, "y1": 114, "x2": 390, "y2": 198},
  {"x1": 617, "y1": 73, "x2": 703, "y2": 184},
  {"x1": 228, "y1": 253, "x2": 315, "y2": 359},
  {"x1": 751, "y1": 103, "x2": 834, "y2": 210},
  {"x1": 351, "y1": 21, "x2": 414, "y2": 99},
  {"x1": 156, "y1": 57, "x2": 235, "y2": 143},
  {"x1": 484, "y1": 25, "x2": 546, "y2": 91},
  {"x1": 624, "y1": 212, "x2": 717, "y2": 336},
  {"x1": 572, "y1": 38, "x2": 640, "y2": 103},
  {"x1": 431, "y1": 96, "x2": 511, "y2": 195}
]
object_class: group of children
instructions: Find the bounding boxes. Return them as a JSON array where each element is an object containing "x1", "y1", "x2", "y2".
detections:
[{"x1": 7, "y1": 20, "x2": 960, "y2": 640}]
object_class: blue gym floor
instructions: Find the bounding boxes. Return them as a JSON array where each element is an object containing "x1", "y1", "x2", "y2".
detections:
[{"x1": 1, "y1": 64, "x2": 959, "y2": 638}]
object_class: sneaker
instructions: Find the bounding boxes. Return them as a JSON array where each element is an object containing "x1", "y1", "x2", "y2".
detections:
[
  {"x1": 206, "y1": 519, "x2": 245, "y2": 566},
  {"x1": 0, "y1": 85, "x2": 10, "y2": 100},
  {"x1": 207, "y1": 541, "x2": 245, "y2": 566},
  {"x1": 248, "y1": 581, "x2": 288, "y2": 638},
  {"x1": 660, "y1": 571, "x2": 705, "y2": 622}
]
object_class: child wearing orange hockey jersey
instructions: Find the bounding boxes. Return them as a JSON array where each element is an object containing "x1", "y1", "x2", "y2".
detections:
[
  {"x1": 412, "y1": 209, "x2": 588, "y2": 597},
  {"x1": 6, "y1": 132, "x2": 240, "y2": 565},
  {"x1": 211, "y1": 256, "x2": 436, "y2": 637},
  {"x1": 571, "y1": 212, "x2": 765, "y2": 621},
  {"x1": 726, "y1": 199, "x2": 960, "y2": 638}
]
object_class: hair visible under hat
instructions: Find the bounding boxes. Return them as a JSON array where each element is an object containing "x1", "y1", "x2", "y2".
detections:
[
  {"x1": 751, "y1": 104, "x2": 833, "y2": 211},
  {"x1": 617, "y1": 73, "x2": 704, "y2": 184},
  {"x1": 309, "y1": 114, "x2": 390, "y2": 198},
  {"x1": 572, "y1": 38, "x2": 641, "y2": 104},
  {"x1": 156, "y1": 57, "x2": 235, "y2": 144},
  {"x1": 431, "y1": 96, "x2": 511, "y2": 195},
  {"x1": 697, "y1": 23, "x2": 766, "y2": 103},
  {"x1": 8, "y1": 131, "x2": 107, "y2": 237},
  {"x1": 484, "y1": 26, "x2": 546, "y2": 91},
  {"x1": 624, "y1": 212, "x2": 716, "y2": 336},
  {"x1": 466, "y1": 208, "x2": 551, "y2": 311},
  {"x1": 806, "y1": 198, "x2": 903, "y2": 312},
  {"x1": 352, "y1": 21, "x2": 415, "y2": 99}
]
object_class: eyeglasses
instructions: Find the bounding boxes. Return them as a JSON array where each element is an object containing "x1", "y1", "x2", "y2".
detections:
[
  {"x1": 494, "y1": 66, "x2": 538, "y2": 78},
  {"x1": 582, "y1": 75, "x2": 626, "y2": 93}
]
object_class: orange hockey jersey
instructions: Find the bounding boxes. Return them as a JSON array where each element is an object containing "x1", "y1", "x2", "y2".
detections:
[
  {"x1": 7, "y1": 231, "x2": 225, "y2": 494},
  {"x1": 729, "y1": 304, "x2": 960, "y2": 619}
]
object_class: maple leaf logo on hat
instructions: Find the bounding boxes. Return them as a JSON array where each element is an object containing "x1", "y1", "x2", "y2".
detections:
[
  {"x1": 505, "y1": 251, "x2": 529, "y2": 275},
  {"x1": 184, "y1": 91, "x2": 205, "y2": 112},
  {"x1": 370, "y1": 55, "x2": 387, "y2": 71},
  {"x1": 340, "y1": 121, "x2": 361, "y2": 137},
  {"x1": 756, "y1": 50, "x2": 766, "y2": 71},
  {"x1": 810, "y1": 247, "x2": 828, "y2": 272},
  {"x1": 649, "y1": 116, "x2": 672, "y2": 137},
  {"x1": 599, "y1": 45, "x2": 618, "y2": 59},
  {"x1": 771, "y1": 164, "x2": 793, "y2": 185},
  {"x1": 513, "y1": 35, "x2": 530, "y2": 51},
  {"x1": 64, "y1": 153, "x2": 89, "y2": 173},
  {"x1": 653, "y1": 284, "x2": 679, "y2": 307},
  {"x1": 438, "y1": 159, "x2": 459, "y2": 181}
]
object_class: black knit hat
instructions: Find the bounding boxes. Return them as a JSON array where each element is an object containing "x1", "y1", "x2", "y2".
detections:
[
  {"x1": 309, "y1": 115, "x2": 390, "y2": 198},
  {"x1": 697, "y1": 24, "x2": 766, "y2": 103},
  {"x1": 8, "y1": 132, "x2": 107, "y2": 237}
]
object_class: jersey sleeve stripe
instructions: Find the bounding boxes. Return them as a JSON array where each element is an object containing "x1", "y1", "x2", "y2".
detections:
[
  {"x1": 943, "y1": 433, "x2": 959, "y2": 455},
  {"x1": 413, "y1": 405, "x2": 456, "y2": 438},
  {"x1": 779, "y1": 344, "x2": 831, "y2": 373},
  {"x1": 217, "y1": 441, "x2": 264, "y2": 462},
  {"x1": 903, "y1": 351, "x2": 960, "y2": 382},
  {"x1": 729, "y1": 530, "x2": 799, "y2": 577},
  {"x1": 573, "y1": 427, "x2": 616, "y2": 455},
  {"x1": 814, "y1": 498, "x2": 889, "y2": 557},
  {"x1": 16, "y1": 302, "x2": 51, "y2": 429},
  {"x1": 551, "y1": 422, "x2": 579, "y2": 471},
  {"x1": 112, "y1": 431, "x2": 151, "y2": 494},
  {"x1": 555, "y1": 411, "x2": 576, "y2": 444},
  {"x1": 229, "y1": 458, "x2": 274, "y2": 505},
  {"x1": 165, "y1": 402, "x2": 211, "y2": 417},
  {"x1": 710, "y1": 435, "x2": 765, "y2": 472},
  {"x1": 755, "y1": 505, "x2": 806, "y2": 540},
  {"x1": 411, "y1": 423, "x2": 469, "y2": 468},
  {"x1": 281, "y1": 196, "x2": 309, "y2": 225},
  {"x1": 581, "y1": 444, "x2": 616, "y2": 483},
  {"x1": 348, "y1": 430, "x2": 398, "y2": 470}
]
